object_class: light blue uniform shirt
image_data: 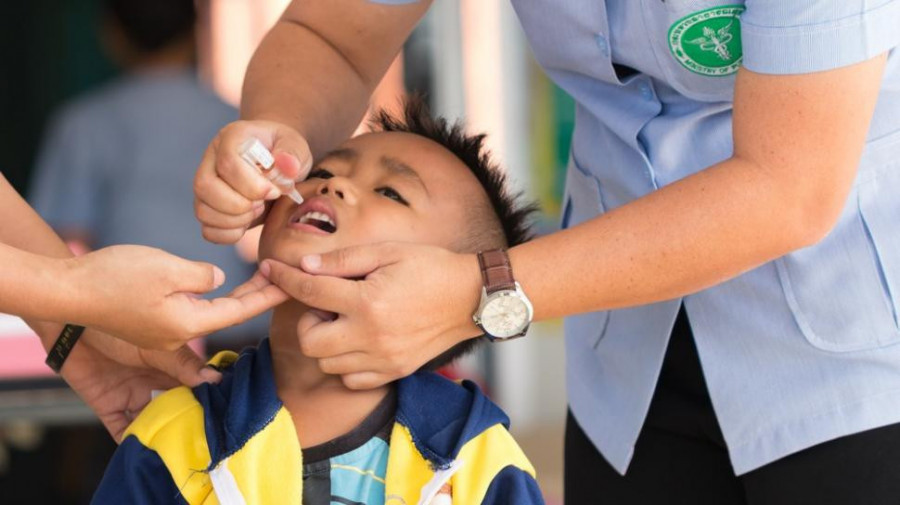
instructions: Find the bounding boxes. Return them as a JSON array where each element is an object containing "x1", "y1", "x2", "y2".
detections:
[
  {"x1": 387, "y1": 0, "x2": 900, "y2": 475},
  {"x1": 29, "y1": 69, "x2": 267, "y2": 344}
]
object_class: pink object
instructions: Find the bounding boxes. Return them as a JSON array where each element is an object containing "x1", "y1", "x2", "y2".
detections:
[
  {"x1": 0, "y1": 314, "x2": 206, "y2": 379},
  {"x1": 0, "y1": 314, "x2": 54, "y2": 378}
]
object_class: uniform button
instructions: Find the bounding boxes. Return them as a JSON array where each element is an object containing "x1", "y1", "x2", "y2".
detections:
[
  {"x1": 639, "y1": 82, "x2": 653, "y2": 101},
  {"x1": 595, "y1": 34, "x2": 610, "y2": 57}
]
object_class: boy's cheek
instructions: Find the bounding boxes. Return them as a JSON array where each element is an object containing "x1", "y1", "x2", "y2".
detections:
[{"x1": 265, "y1": 198, "x2": 295, "y2": 226}]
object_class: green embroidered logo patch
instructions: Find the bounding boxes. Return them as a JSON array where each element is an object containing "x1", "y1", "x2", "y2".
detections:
[{"x1": 668, "y1": 5, "x2": 746, "y2": 76}]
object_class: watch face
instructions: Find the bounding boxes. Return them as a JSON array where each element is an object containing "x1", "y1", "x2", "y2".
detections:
[{"x1": 481, "y1": 293, "x2": 530, "y2": 338}]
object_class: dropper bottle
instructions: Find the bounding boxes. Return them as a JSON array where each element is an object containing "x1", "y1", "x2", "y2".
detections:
[{"x1": 239, "y1": 138, "x2": 304, "y2": 204}]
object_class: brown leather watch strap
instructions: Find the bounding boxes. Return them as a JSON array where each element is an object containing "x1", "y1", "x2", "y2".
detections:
[{"x1": 477, "y1": 249, "x2": 516, "y2": 294}]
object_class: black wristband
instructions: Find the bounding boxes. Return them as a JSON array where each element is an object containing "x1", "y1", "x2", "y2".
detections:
[{"x1": 45, "y1": 324, "x2": 85, "y2": 373}]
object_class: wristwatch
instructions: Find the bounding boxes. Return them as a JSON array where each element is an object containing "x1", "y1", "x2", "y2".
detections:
[{"x1": 473, "y1": 249, "x2": 534, "y2": 341}]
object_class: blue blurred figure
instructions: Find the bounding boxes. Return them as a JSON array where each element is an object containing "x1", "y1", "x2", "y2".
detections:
[{"x1": 29, "y1": 0, "x2": 266, "y2": 348}]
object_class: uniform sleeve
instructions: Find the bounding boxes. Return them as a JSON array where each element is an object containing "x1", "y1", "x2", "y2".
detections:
[
  {"x1": 91, "y1": 435, "x2": 189, "y2": 505},
  {"x1": 480, "y1": 465, "x2": 545, "y2": 505},
  {"x1": 741, "y1": 0, "x2": 900, "y2": 74},
  {"x1": 28, "y1": 104, "x2": 104, "y2": 234}
]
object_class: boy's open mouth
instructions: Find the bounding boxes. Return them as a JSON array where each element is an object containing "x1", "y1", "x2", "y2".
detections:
[
  {"x1": 288, "y1": 198, "x2": 338, "y2": 234},
  {"x1": 292, "y1": 211, "x2": 337, "y2": 233}
]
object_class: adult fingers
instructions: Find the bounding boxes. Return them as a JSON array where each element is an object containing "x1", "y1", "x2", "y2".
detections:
[
  {"x1": 184, "y1": 281, "x2": 290, "y2": 335},
  {"x1": 226, "y1": 276, "x2": 290, "y2": 309},
  {"x1": 194, "y1": 143, "x2": 259, "y2": 216},
  {"x1": 98, "y1": 412, "x2": 130, "y2": 443},
  {"x1": 316, "y1": 351, "x2": 377, "y2": 376},
  {"x1": 297, "y1": 308, "x2": 337, "y2": 335},
  {"x1": 270, "y1": 130, "x2": 314, "y2": 182},
  {"x1": 261, "y1": 259, "x2": 361, "y2": 314},
  {"x1": 194, "y1": 199, "x2": 265, "y2": 230},
  {"x1": 167, "y1": 258, "x2": 226, "y2": 294},
  {"x1": 340, "y1": 372, "x2": 395, "y2": 391},
  {"x1": 140, "y1": 345, "x2": 221, "y2": 388},
  {"x1": 299, "y1": 243, "x2": 399, "y2": 278},
  {"x1": 297, "y1": 316, "x2": 363, "y2": 359},
  {"x1": 216, "y1": 125, "x2": 282, "y2": 202},
  {"x1": 201, "y1": 226, "x2": 247, "y2": 245},
  {"x1": 194, "y1": 174, "x2": 257, "y2": 245},
  {"x1": 227, "y1": 270, "x2": 273, "y2": 298},
  {"x1": 316, "y1": 348, "x2": 418, "y2": 382}
]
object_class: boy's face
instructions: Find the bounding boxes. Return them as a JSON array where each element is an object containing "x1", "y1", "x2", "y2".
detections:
[{"x1": 259, "y1": 131, "x2": 487, "y2": 265}]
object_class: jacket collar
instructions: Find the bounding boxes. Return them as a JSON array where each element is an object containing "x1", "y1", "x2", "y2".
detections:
[
  {"x1": 192, "y1": 339, "x2": 282, "y2": 467},
  {"x1": 395, "y1": 371, "x2": 510, "y2": 469},
  {"x1": 192, "y1": 339, "x2": 510, "y2": 469}
]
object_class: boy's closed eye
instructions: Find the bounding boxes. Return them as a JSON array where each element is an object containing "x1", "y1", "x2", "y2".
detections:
[
  {"x1": 306, "y1": 167, "x2": 410, "y2": 206},
  {"x1": 375, "y1": 186, "x2": 409, "y2": 206},
  {"x1": 307, "y1": 168, "x2": 334, "y2": 180}
]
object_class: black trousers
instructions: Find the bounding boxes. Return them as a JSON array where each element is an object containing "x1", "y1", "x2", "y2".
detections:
[{"x1": 565, "y1": 308, "x2": 900, "y2": 505}]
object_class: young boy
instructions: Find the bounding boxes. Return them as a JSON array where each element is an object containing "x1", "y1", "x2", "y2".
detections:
[{"x1": 92, "y1": 97, "x2": 544, "y2": 505}]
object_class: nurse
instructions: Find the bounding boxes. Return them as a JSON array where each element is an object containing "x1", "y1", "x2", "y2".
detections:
[{"x1": 194, "y1": 1, "x2": 900, "y2": 502}]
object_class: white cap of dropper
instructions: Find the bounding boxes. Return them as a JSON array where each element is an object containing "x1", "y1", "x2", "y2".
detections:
[{"x1": 239, "y1": 138, "x2": 275, "y2": 170}]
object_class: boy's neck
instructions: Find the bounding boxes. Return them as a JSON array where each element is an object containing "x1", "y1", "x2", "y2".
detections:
[{"x1": 269, "y1": 301, "x2": 391, "y2": 448}]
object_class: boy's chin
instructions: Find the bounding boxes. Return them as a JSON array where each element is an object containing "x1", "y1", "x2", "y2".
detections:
[{"x1": 258, "y1": 242, "x2": 338, "y2": 267}]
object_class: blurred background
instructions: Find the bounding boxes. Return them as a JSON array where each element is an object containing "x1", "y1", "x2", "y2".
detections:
[{"x1": 0, "y1": 0, "x2": 575, "y2": 502}]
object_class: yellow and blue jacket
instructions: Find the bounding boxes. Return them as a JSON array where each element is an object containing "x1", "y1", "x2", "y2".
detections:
[{"x1": 92, "y1": 339, "x2": 543, "y2": 504}]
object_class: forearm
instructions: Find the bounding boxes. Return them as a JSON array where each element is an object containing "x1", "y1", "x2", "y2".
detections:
[
  {"x1": 241, "y1": 0, "x2": 430, "y2": 158},
  {"x1": 0, "y1": 176, "x2": 73, "y2": 346},
  {"x1": 0, "y1": 176, "x2": 73, "y2": 259},
  {"x1": 510, "y1": 156, "x2": 823, "y2": 320},
  {"x1": 510, "y1": 55, "x2": 883, "y2": 322},
  {"x1": 0, "y1": 243, "x2": 70, "y2": 348},
  {"x1": 241, "y1": 21, "x2": 372, "y2": 158}
]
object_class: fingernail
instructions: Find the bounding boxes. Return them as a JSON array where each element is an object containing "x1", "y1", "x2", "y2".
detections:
[
  {"x1": 200, "y1": 366, "x2": 222, "y2": 384},
  {"x1": 259, "y1": 260, "x2": 271, "y2": 277},
  {"x1": 302, "y1": 254, "x2": 321, "y2": 271},
  {"x1": 265, "y1": 186, "x2": 282, "y2": 200},
  {"x1": 212, "y1": 266, "x2": 225, "y2": 288}
]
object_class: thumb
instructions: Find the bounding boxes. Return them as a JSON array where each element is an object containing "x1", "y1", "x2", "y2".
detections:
[
  {"x1": 141, "y1": 345, "x2": 221, "y2": 388},
  {"x1": 272, "y1": 130, "x2": 313, "y2": 181},
  {"x1": 300, "y1": 243, "x2": 396, "y2": 278},
  {"x1": 169, "y1": 259, "x2": 226, "y2": 294}
]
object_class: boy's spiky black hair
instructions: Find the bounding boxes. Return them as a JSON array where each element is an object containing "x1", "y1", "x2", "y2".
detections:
[{"x1": 369, "y1": 95, "x2": 539, "y2": 370}]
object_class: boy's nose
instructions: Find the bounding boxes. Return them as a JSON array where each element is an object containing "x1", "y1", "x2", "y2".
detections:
[
  {"x1": 316, "y1": 178, "x2": 356, "y2": 205},
  {"x1": 318, "y1": 186, "x2": 344, "y2": 199}
]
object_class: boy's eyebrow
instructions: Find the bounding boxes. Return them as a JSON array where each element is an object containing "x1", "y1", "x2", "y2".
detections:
[
  {"x1": 320, "y1": 147, "x2": 429, "y2": 195},
  {"x1": 379, "y1": 156, "x2": 429, "y2": 195},
  {"x1": 319, "y1": 147, "x2": 357, "y2": 162}
]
